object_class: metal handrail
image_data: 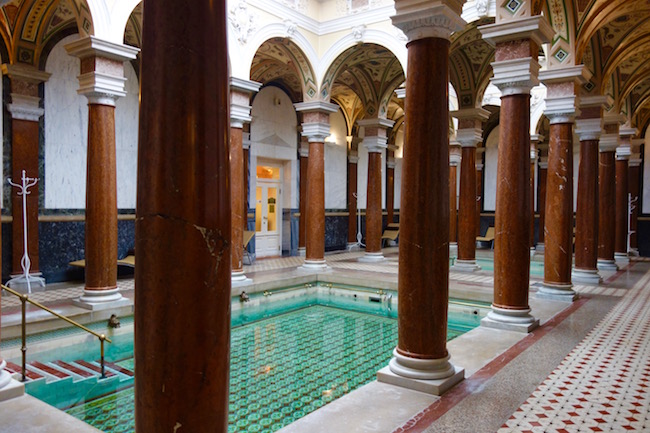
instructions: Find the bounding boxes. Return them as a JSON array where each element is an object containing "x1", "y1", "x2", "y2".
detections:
[{"x1": 1, "y1": 284, "x2": 111, "y2": 381}]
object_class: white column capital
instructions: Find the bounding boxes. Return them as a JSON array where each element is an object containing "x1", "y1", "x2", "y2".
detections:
[
  {"x1": 450, "y1": 143, "x2": 462, "y2": 165},
  {"x1": 242, "y1": 133, "x2": 251, "y2": 150},
  {"x1": 230, "y1": 78, "x2": 261, "y2": 128},
  {"x1": 599, "y1": 134, "x2": 619, "y2": 153},
  {"x1": 7, "y1": 94, "x2": 44, "y2": 121},
  {"x1": 579, "y1": 95, "x2": 609, "y2": 109},
  {"x1": 387, "y1": 157, "x2": 396, "y2": 168},
  {"x1": 489, "y1": 57, "x2": 540, "y2": 96},
  {"x1": 619, "y1": 126, "x2": 638, "y2": 139},
  {"x1": 363, "y1": 136, "x2": 388, "y2": 153},
  {"x1": 479, "y1": 16, "x2": 554, "y2": 48},
  {"x1": 348, "y1": 151, "x2": 359, "y2": 164},
  {"x1": 455, "y1": 127, "x2": 482, "y2": 147},
  {"x1": 392, "y1": 1, "x2": 465, "y2": 42},
  {"x1": 395, "y1": 86, "x2": 406, "y2": 99},
  {"x1": 299, "y1": 141, "x2": 309, "y2": 157},
  {"x1": 66, "y1": 36, "x2": 139, "y2": 106},
  {"x1": 530, "y1": 134, "x2": 544, "y2": 143},
  {"x1": 1, "y1": 63, "x2": 51, "y2": 84},
  {"x1": 575, "y1": 118, "x2": 603, "y2": 142},
  {"x1": 357, "y1": 118, "x2": 395, "y2": 130},
  {"x1": 616, "y1": 145, "x2": 631, "y2": 160}
]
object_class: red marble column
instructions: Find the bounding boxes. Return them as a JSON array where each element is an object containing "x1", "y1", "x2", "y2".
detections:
[
  {"x1": 597, "y1": 132, "x2": 618, "y2": 270},
  {"x1": 615, "y1": 147, "x2": 630, "y2": 263},
  {"x1": 66, "y1": 37, "x2": 137, "y2": 308},
  {"x1": 539, "y1": 121, "x2": 576, "y2": 301},
  {"x1": 454, "y1": 123, "x2": 485, "y2": 271},
  {"x1": 476, "y1": 151, "x2": 484, "y2": 236},
  {"x1": 479, "y1": 18, "x2": 552, "y2": 331},
  {"x1": 348, "y1": 151, "x2": 359, "y2": 246},
  {"x1": 537, "y1": 152, "x2": 548, "y2": 251},
  {"x1": 230, "y1": 80, "x2": 260, "y2": 283},
  {"x1": 295, "y1": 103, "x2": 339, "y2": 270},
  {"x1": 298, "y1": 138, "x2": 308, "y2": 255},
  {"x1": 3, "y1": 65, "x2": 49, "y2": 285},
  {"x1": 358, "y1": 118, "x2": 393, "y2": 261},
  {"x1": 387, "y1": 147, "x2": 396, "y2": 224},
  {"x1": 380, "y1": 2, "x2": 465, "y2": 393},
  {"x1": 449, "y1": 147, "x2": 460, "y2": 257},
  {"x1": 572, "y1": 113, "x2": 603, "y2": 284},
  {"x1": 135, "y1": 1, "x2": 231, "y2": 430}
]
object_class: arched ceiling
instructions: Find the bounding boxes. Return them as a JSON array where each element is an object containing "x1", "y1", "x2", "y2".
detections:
[
  {"x1": 450, "y1": 17, "x2": 494, "y2": 109},
  {"x1": 250, "y1": 37, "x2": 317, "y2": 103},
  {"x1": 321, "y1": 43, "x2": 404, "y2": 129}
]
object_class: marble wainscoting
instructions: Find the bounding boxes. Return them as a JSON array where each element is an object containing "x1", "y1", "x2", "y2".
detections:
[{"x1": 325, "y1": 210, "x2": 348, "y2": 252}]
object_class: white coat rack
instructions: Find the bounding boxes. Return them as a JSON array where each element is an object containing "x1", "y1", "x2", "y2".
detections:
[
  {"x1": 347, "y1": 192, "x2": 365, "y2": 251},
  {"x1": 7, "y1": 170, "x2": 46, "y2": 293}
]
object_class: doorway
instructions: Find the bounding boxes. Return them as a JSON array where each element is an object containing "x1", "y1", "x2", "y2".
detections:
[{"x1": 255, "y1": 164, "x2": 282, "y2": 257}]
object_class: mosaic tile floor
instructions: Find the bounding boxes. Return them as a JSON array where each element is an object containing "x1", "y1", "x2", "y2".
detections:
[{"x1": 499, "y1": 269, "x2": 650, "y2": 432}]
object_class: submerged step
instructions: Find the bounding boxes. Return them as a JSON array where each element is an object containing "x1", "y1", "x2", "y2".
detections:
[
  {"x1": 30, "y1": 361, "x2": 71, "y2": 380},
  {"x1": 74, "y1": 360, "x2": 116, "y2": 378},
  {"x1": 5, "y1": 361, "x2": 44, "y2": 381}
]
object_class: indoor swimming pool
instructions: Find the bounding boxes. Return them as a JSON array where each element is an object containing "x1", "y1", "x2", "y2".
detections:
[{"x1": 6, "y1": 283, "x2": 488, "y2": 433}]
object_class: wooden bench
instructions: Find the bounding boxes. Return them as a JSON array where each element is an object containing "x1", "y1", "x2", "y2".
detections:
[
  {"x1": 476, "y1": 227, "x2": 495, "y2": 249},
  {"x1": 381, "y1": 223, "x2": 400, "y2": 247}
]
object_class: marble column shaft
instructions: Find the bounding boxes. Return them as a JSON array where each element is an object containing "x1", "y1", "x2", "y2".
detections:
[
  {"x1": 135, "y1": 1, "x2": 231, "y2": 431},
  {"x1": 396, "y1": 37, "x2": 450, "y2": 361},
  {"x1": 476, "y1": 165, "x2": 483, "y2": 236},
  {"x1": 537, "y1": 163, "x2": 547, "y2": 245},
  {"x1": 11, "y1": 118, "x2": 41, "y2": 274},
  {"x1": 306, "y1": 140, "x2": 325, "y2": 262},
  {"x1": 299, "y1": 143, "x2": 308, "y2": 250},
  {"x1": 543, "y1": 122, "x2": 574, "y2": 286},
  {"x1": 387, "y1": 150, "x2": 395, "y2": 224},
  {"x1": 458, "y1": 146, "x2": 477, "y2": 261},
  {"x1": 494, "y1": 93, "x2": 532, "y2": 309},
  {"x1": 574, "y1": 139, "x2": 599, "y2": 271},
  {"x1": 231, "y1": 126, "x2": 245, "y2": 275},
  {"x1": 85, "y1": 104, "x2": 118, "y2": 291},
  {"x1": 598, "y1": 151, "x2": 616, "y2": 262},
  {"x1": 348, "y1": 156, "x2": 358, "y2": 243},
  {"x1": 449, "y1": 162, "x2": 458, "y2": 244},
  {"x1": 366, "y1": 151, "x2": 383, "y2": 253},
  {"x1": 615, "y1": 157, "x2": 629, "y2": 256}
]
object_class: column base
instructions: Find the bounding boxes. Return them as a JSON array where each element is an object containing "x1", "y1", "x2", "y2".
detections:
[
  {"x1": 73, "y1": 287, "x2": 130, "y2": 311},
  {"x1": 451, "y1": 259, "x2": 481, "y2": 272},
  {"x1": 358, "y1": 251, "x2": 385, "y2": 262},
  {"x1": 232, "y1": 270, "x2": 252, "y2": 286},
  {"x1": 377, "y1": 349, "x2": 464, "y2": 395},
  {"x1": 298, "y1": 259, "x2": 330, "y2": 272},
  {"x1": 481, "y1": 306, "x2": 539, "y2": 333},
  {"x1": 6, "y1": 273, "x2": 46, "y2": 294},
  {"x1": 298, "y1": 247, "x2": 306, "y2": 257},
  {"x1": 614, "y1": 252, "x2": 630, "y2": 265},
  {"x1": 449, "y1": 242, "x2": 458, "y2": 258},
  {"x1": 377, "y1": 365, "x2": 463, "y2": 396},
  {"x1": 347, "y1": 242, "x2": 361, "y2": 251},
  {"x1": 628, "y1": 248, "x2": 639, "y2": 257},
  {"x1": 535, "y1": 282, "x2": 577, "y2": 302},
  {"x1": 597, "y1": 259, "x2": 618, "y2": 271},
  {"x1": 571, "y1": 268, "x2": 602, "y2": 285},
  {"x1": 0, "y1": 370, "x2": 24, "y2": 402}
]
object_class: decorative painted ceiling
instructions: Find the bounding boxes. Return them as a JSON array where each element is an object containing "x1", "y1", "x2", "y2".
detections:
[
  {"x1": 250, "y1": 37, "x2": 317, "y2": 103},
  {"x1": 321, "y1": 43, "x2": 404, "y2": 131}
]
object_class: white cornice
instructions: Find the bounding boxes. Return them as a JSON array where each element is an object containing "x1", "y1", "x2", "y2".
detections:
[
  {"x1": 357, "y1": 118, "x2": 395, "y2": 129},
  {"x1": 230, "y1": 77, "x2": 262, "y2": 94},
  {"x1": 479, "y1": 15, "x2": 554, "y2": 47},
  {"x1": 65, "y1": 35, "x2": 139, "y2": 61},
  {"x1": 294, "y1": 101, "x2": 339, "y2": 113}
]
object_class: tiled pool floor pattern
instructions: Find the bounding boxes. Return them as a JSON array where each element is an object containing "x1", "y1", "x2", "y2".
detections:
[{"x1": 66, "y1": 306, "x2": 401, "y2": 433}]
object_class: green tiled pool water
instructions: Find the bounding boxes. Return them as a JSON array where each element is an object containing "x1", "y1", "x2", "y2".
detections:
[
  {"x1": 450, "y1": 257, "x2": 545, "y2": 276},
  {"x1": 31, "y1": 286, "x2": 486, "y2": 433}
]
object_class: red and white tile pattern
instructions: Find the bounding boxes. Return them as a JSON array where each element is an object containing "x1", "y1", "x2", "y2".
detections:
[{"x1": 499, "y1": 271, "x2": 650, "y2": 432}]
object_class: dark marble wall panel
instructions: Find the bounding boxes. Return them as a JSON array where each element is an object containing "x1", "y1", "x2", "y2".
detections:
[
  {"x1": 638, "y1": 220, "x2": 650, "y2": 257},
  {"x1": 290, "y1": 210, "x2": 299, "y2": 256},
  {"x1": 325, "y1": 212, "x2": 348, "y2": 252}
]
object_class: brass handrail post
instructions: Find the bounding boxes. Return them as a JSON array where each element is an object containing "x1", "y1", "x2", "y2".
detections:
[
  {"x1": 2, "y1": 284, "x2": 112, "y2": 382},
  {"x1": 21, "y1": 294, "x2": 27, "y2": 382}
]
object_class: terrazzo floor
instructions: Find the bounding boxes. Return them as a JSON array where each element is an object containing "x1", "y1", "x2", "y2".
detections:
[{"x1": 2, "y1": 248, "x2": 650, "y2": 433}]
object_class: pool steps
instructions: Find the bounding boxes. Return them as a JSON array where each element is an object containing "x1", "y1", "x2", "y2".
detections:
[{"x1": 3, "y1": 359, "x2": 134, "y2": 409}]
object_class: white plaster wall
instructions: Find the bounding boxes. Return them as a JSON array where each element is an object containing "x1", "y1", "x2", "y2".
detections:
[
  {"x1": 44, "y1": 35, "x2": 88, "y2": 209},
  {"x1": 394, "y1": 129, "x2": 404, "y2": 210},
  {"x1": 483, "y1": 126, "x2": 499, "y2": 211},
  {"x1": 573, "y1": 139, "x2": 579, "y2": 212},
  {"x1": 115, "y1": 62, "x2": 139, "y2": 209},
  {"x1": 643, "y1": 130, "x2": 650, "y2": 214},
  {"x1": 325, "y1": 110, "x2": 347, "y2": 209},
  {"x1": 249, "y1": 86, "x2": 298, "y2": 207},
  {"x1": 44, "y1": 35, "x2": 140, "y2": 209}
]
